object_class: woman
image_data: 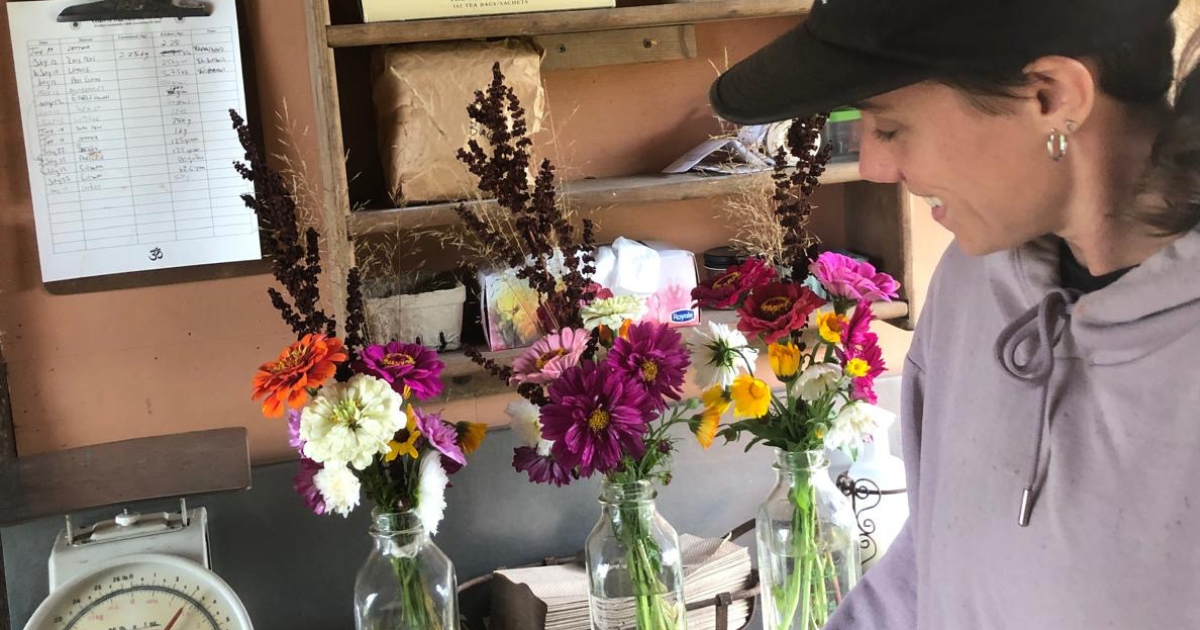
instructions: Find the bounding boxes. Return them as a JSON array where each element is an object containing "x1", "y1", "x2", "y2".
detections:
[{"x1": 712, "y1": 0, "x2": 1200, "y2": 628}]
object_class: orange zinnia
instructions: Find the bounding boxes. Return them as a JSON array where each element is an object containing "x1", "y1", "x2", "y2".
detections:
[{"x1": 252, "y1": 333, "x2": 348, "y2": 417}]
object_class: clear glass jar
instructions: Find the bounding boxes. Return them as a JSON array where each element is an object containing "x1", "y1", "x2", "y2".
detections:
[
  {"x1": 585, "y1": 480, "x2": 688, "y2": 630},
  {"x1": 757, "y1": 450, "x2": 860, "y2": 630},
  {"x1": 354, "y1": 510, "x2": 459, "y2": 630}
]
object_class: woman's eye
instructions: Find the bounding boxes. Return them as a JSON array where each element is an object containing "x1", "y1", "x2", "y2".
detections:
[{"x1": 873, "y1": 129, "x2": 899, "y2": 142}]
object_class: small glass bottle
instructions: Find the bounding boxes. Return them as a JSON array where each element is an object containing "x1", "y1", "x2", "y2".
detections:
[
  {"x1": 585, "y1": 480, "x2": 688, "y2": 630},
  {"x1": 354, "y1": 510, "x2": 459, "y2": 630},
  {"x1": 757, "y1": 450, "x2": 860, "y2": 630}
]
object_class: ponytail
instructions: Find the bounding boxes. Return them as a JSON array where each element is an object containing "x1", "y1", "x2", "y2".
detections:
[{"x1": 1135, "y1": 23, "x2": 1200, "y2": 235}]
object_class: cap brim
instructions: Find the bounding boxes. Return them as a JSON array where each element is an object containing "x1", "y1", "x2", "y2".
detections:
[{"x1": 711, "y1": 22, "x2": 932, "y2": 125}]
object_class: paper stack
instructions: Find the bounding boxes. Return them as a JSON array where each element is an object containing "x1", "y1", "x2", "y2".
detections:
[{"x1": 489, "y1": 534, "x2": 754, "y2": 630}]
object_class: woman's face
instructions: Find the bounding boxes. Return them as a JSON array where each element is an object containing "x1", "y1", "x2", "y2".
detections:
[{"x1": 857, "y1": 81, "x2": 1070, "y2": 256}]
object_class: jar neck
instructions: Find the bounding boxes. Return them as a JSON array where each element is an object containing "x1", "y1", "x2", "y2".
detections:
[
  {"x1": 773, "y1": 449, "x2": 830, "y2": 486},
  {"x1": 369, "y1": 510, "x2": 427, "y2": 547},
  {"x1": 599, "y1": 479, "x2": 658, "y2": 506}
]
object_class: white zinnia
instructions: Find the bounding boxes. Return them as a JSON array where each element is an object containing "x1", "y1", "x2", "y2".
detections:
[
  {"x1": 301, "y1": 374, "x2": 405, "y2": 470},
  {"x1": 688, "y1": 321, "x2": 758, "y2": 389},
  {"x1": 313, "y1": 465, "x2": 361, "y2": 518},
  {"x1": 825, "y1": 401, "x2": 894, "y2": 451},
  {"x1": 416, "y1": 454, "x2": 449, "y2": 535},
  {"x1": 580, "y1": 295, "x2": 647, "y2": 331},
  {"x1": 796, "y1": 364, "x2": 844, "y2": 401},
  {"x1": 506, "y1": 400, "x2": 553, "y2": 456}
]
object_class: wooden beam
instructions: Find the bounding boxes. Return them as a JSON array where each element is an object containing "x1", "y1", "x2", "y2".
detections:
[
  {"x1": 0, "y1": 429, "x2": 251, "y2": 529},
  {"x1": 349, "y1": 162, "x2": 864, "y2": 235},
  {"x1": 535, "y1": 25, "x2": 697, "y2": 70},
  {"x1": 306, "y1": 0, "x2": 357, "y2": 330},
  {"x1": 326, "y1": 0, "x2": 812, "y2": 47}
]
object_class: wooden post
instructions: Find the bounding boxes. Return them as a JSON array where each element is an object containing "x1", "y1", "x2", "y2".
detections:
[{"x1": 0, "y1": 344, "x2": 14, "y2": 627}]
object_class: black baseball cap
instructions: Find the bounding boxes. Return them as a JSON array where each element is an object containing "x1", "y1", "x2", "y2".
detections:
[{"x1": 710, "y1": 0, "x2": 1180, "y2": 125}]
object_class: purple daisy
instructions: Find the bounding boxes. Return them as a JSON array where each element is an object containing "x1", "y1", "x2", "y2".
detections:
[
  {"x1": 293, "y1": 458, "x2": 326, "y2": 516},
  {"x1": 605, "y1": 321, "x2": 691, "y2": 410},
  {"x1": 355, "y1": 341, "x2": 445, "y2": 400},
  {"x1": 540, "y1": 362, "x2": 654, "y2": 478},
  {"x1": 513, "y1": 446, "x2": 574, "y2": 486},
  {"x1": 415, "y1": 408, "x2": 466, "y2": 467},
  {"x1": 287, "y1": 407, "x2": 305, "y2": 454}
]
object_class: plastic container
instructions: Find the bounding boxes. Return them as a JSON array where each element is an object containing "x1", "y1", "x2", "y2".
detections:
[
  {"x1": 825, "y1": 108, "x2": 862, "y2": 162},
  {"x1": 702, "y1": 246, "x2": 746, "y2": 281}
]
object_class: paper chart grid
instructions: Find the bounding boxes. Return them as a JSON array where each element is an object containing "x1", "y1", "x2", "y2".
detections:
[{"x1": 29, "y1": 27, "x2": 252, "y2": 255}]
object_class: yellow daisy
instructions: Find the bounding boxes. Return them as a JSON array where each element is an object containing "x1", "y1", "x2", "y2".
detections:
[
  {"x1": 769, "y1": 342, "x2": 801, "y2": 379},
  {"x1": 730, "y1": 374, "x2": 772, "y2": 419},
  {"x1": 817, "y1": 311, "x2": 849, "y2": 345}
]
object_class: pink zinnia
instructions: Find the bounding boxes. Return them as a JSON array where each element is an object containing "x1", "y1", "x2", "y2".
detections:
[
  {"x1": 692, "y1": 258, "x2": 776, "y2": 309},
  {"x1": 810, "y1": 252, "x2": 900, "y2": 303},
  {"x1": 737, "y1": 282, "x2": 826, "y2": 345},
  {"x1": 606, "y1": 321, "x2": 690, "y2": 410},
  {"x1": 415, "y1": 409, "x2": 466, "y2": 467},
  {"x1": 509, "y1": 327, "x2": 589, "y2": 386},
  {"x1": 540, "y1": 362, "x2": 654, "y2": 478},
  {"x1": 355, "y1": 341, "x2": 445, "y2": 400},
  {"x1": 287, "y1": 408, "x2": 305, "y2": 454}
]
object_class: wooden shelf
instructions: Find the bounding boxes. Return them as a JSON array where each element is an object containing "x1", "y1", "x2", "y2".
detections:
[
  {"x1": 0, "y1": 429, "x2": 250, "y2": 527},
  {"x1": 325, "y1": 0, "x2": 812, "y2": 48},
  {"x1": 348, "y1": 161, "x2": 862, "y2": 236},
  {"x1": 435, "y1": 299, "x2": 908, "y2": 401}
]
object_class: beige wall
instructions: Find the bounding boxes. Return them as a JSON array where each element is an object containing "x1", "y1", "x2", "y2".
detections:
[{"x1": 0, "y1": 3, "x2": 951, "y2": 463}]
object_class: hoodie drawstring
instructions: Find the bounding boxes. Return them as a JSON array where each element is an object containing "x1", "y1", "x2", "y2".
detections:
[{"x1": 994, "y1": 289, "x2": 1078, "y2": 527}]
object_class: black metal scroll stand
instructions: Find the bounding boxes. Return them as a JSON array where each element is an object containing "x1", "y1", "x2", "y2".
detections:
[
  {"x1": 836, "y1": 472, "x2": 907, "y2": 567},
  {"x1": 57, "y1": 0, "x2": 212, "y2": 23}
]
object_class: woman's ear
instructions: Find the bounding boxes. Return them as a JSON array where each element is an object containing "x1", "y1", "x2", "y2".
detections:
[{"x1": 1021, "y1": 55, "x2": 1097, "y2": 130}]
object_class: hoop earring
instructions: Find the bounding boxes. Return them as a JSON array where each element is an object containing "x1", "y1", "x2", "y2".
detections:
[{"x1": 1047, "y1": 129, "x2": 1069, "y2": 162}]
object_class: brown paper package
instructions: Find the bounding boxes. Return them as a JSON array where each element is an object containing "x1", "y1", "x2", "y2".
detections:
[{"x1": 373, "y1": 39, "x2": 546, "y2": 205}]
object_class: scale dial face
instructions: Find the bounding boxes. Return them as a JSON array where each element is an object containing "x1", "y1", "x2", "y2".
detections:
[{"x1": 25, "y1": 554, "x2": 253, "y2": 630}]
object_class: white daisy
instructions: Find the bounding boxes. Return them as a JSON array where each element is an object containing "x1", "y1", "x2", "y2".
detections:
[
  {"x1": 580, "y1": 295, "x2": 647, "y2": 331},
  {"x1": 687, "y1": 320, "x2": 758, "y2": 389},
  {"x1": 506, "y1": 400, "x2": 553, "y2": 455},
  {"x1": 313, "y1": 465, "x2": 361, "y2": 518},
  {"x1": 301, "y1": 374, "x2": 405, "y2": 470},
  {"x1": 825, "y1": 401, "x2": 894, "y2": 450},
  {"x1": 415, "y1": 454, "x2": 449, "y2": 535},
  {"x1": 796, "y1": 363, "x2": 844, "y2": 401}
]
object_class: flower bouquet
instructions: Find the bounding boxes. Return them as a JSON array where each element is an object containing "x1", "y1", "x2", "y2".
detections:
[
  {"x1": 234, "y1": 111, "x2": 484, "y2": 630},
  {"x1": 451, "y1": 65, "x2": 695, "y2": 630},
  {"x1": 687, "y1": 115, "x2": 900, "y2": 630}
]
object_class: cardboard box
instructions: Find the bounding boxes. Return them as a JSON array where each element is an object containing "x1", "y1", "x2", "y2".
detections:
[{"x1": 362, "y1": 0, "x2": 615, "y2": 22}]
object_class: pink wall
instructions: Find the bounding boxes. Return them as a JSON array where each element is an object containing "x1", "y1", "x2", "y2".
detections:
[{"x1": 0, "y1": 1, "x2": 951, "y2": 463}]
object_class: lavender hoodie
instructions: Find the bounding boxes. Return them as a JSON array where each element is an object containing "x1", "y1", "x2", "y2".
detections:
[{"x1": 827, "y1": 230, "x2": 1200, "y2": 629}]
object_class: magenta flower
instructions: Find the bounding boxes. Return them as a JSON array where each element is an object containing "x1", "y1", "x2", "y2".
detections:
[
  {"x1": 287, "y1": 407, "x2": 305, "y2": 454},
  {"x1": 810, "y1": 252, "x2": 899, "y2": 303},
  {"x1": 844, "y1": 301, "x2": 878, "y2": 351},
  {"x1": 513, "y1": 446, "x2": 574, "y2": 486},
  {"x1": 355, "y1": 341, "x2": 445, "y2": 400},
  {"x1": 509, "y1": 327, "x2": 589, "y2": 386},
  {"x1": 692, "y1": 257, "x2": 776, "y2": 309},
  {"x1": 540, "y1": 362, "x2": 655, "y2": 477},
  {"x1": 606, "y1": 321, "x2": 690, "y2": 410},
  {"x1": 293, "y1": 458, "x2": 326, "y2": 516},
  {"x1": 415, "y1": 409, "x2": 466, "y2": 467},
  {"x1": 840, "y1": 335, "x2": 886, "y2": 404}
]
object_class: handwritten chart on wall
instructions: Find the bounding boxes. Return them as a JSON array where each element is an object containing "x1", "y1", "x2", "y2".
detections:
[{"x1": 7, "y1": 0, "x2": 260, "y2": 282}]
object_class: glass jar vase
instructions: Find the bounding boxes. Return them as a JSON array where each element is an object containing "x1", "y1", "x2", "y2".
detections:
[
  {"x1": 757, "y1": 450, "x2": 860, "y2": 630},
  {"x1": 354, "y1": 510, "x2": 458, "y2": 630},
  {"x1": 585, "y1": 479, "x2": 688, "y2": 630}
]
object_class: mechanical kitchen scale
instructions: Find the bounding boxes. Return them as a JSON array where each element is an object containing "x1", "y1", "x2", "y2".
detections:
[
  {"x1": 23, "y1": 500, "x2": 253, "y2": 630},
  {"x1": 0, "y1": 428, "x2": 254, "y2": 630}
]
